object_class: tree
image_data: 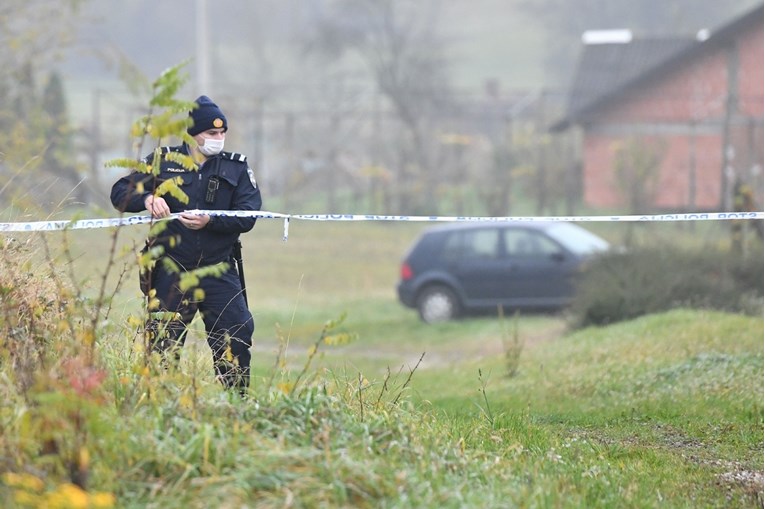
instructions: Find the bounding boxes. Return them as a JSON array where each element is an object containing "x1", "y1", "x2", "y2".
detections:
[
  {"x1": 0, "y1": 0, "x2": 89, "y2": 208},
  {"x1": 613, "y1": 136, "x2": 666, "y2": 245},
  {"x1": 304, "y1": 0, "x2": 457, "y2": 214},
  {"x1": 42, "y1": 71, "x2": 90, "y2": 204}
]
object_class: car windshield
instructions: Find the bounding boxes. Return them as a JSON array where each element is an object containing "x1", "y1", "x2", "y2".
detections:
[{"x1": 544, "y1": 223, "x2": 610, "y2": 256}]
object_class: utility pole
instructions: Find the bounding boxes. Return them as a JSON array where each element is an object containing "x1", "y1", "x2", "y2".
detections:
[
  {"x1": 195, "y1": 0, "x2": 210, "y2": 95},
  {"x1": 720, "y1": 43, "x2": 739, "y2": 211}
]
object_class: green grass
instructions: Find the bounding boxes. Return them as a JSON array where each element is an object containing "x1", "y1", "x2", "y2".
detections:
[{"x1": 1, "y1": 218, "x2": 762, "y2": 508}]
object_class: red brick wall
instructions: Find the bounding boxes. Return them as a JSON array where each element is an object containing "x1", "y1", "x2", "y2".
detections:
[
  {"x1": 583, "y1": 134, "x2": 723, "y2": 209},
  {"x1": 583, "y1": 136, "x2": 618, "y2": 208},
  {"x1": 738, "y1": 23, "x2": 764, "y2": 117},
  {"x1": 582, "y1": 20, "x2": 763, "y2": 211},
  {"x1": 598, "y1": 50, "x2": 729, "y2": 123}
]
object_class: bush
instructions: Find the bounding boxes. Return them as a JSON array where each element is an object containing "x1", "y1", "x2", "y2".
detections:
[
  {"x1": 567, "y1": 244, "x2": 764, "y2": 329},
  {"x1": 0, "y1": 237, "x2": 75, "y2": 392}
]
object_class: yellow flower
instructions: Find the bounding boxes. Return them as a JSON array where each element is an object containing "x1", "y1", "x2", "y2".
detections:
[
  {"x1": 48, "y1": 483, "x2": 89, "y2": 509},
  {"x1": 2, "y1": 472, "x2": 44, "y2": 492},
  {"x1": 13, "y1": 490, "x2": 41, "y2": 506},
  {"x1": 277, "y1": 382, "x2": 294, "y2": 394},
  {"x1": 91, "y1": 491, "x2": 117, "y2": 508}
]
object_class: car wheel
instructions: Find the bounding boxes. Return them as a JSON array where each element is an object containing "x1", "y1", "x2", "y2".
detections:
[{"x1": 417, "y1": 285, "x2": 460, "y2": 323}]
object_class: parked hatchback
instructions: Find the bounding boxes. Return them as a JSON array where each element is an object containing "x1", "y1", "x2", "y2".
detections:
[{"x1": 397, "y1": 221, "x2": 610, "y2": 323}]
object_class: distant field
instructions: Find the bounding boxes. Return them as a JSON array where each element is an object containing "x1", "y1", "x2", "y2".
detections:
[
  {"x1": 56, "y1": 213, "x2": 744, "y2": 314},
  {"x1": 67, "y1": 213, "x2": 755, "y2": 377},
  {"x1": 3, "y1": 212, "x2": 762, "y2": 508}
]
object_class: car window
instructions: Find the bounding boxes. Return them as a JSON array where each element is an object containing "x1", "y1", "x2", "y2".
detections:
[
  {"x1": 442, "y1": 228, "x2": 500, "y2": 260},
  {"x1": 544, "y1": 223, "x2": 610, "y2": 255},
  {"x1": 503, "y1": 229, "x2": 562, "y2": 257},
  {"x1": 441, "y1": 232, "x2": 463, "y2": 260},
  {"x1": 469, "y1": 229, "x2": 500, "y2": 259}
]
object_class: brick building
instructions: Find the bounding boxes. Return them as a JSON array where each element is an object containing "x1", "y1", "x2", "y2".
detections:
[{"x1": 552, "y1": 4, "x2": 763, "y2": 212}]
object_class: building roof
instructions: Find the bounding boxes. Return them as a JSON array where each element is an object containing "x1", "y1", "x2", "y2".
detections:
[{"x1": 551, "y1": 3, "x2": 764, "y2": 132}]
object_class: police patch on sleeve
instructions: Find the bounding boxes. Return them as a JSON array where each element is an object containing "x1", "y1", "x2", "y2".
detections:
[{"x1": 247, "y1": 167, "x2": 258, "y2": 189}]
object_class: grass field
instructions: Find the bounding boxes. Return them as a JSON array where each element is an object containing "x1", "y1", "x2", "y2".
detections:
[{"x1": 1, "y1": 216, "x2": 762, "y2": 508}]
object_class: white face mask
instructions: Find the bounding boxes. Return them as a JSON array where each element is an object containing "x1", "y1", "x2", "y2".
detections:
[{"x1": 198, "y1": 138, "x2": 225, "y2": 156}]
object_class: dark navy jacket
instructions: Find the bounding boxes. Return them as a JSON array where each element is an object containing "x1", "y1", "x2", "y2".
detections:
[{"x1": 110, "y1": 144, "x2": 262, "y2": 268}]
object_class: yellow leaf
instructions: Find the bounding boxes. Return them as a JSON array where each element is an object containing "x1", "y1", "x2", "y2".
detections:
[
  {"x1": 130, "y1": 122, "x2": 143, "y2": 138},
  {"x1": 276, "y1": 382, "x2": 294, "y2": 394},
  {"x1": 2, "y1": 472, "x2": 44, "y2": 492},
  {"x1": 13, "y1": 491, "x2": 40, "y2": 506},
  {"x1": 91, "y1": 492, "x2": 116, "y2": 508},
  {"x1": 48, "y1": 483, "x2": 89, "y2": 509},
  {"x1": 79, "y1": 329, "x2": 95, "y2": 346},
  {"x1": 179, "y1": 394, "x2": 193, "y2": 409},
  {"x1": 323, "y1": 333, "x2": 356, "y2": 346},
  {"x1": 79, "y1": 447, "x2": 90, "y2": 470}
]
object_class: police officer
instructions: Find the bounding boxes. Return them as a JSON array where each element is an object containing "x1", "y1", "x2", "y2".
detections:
[{"x1": 110, "y1": 95, "x2": 262, "y2": 394}]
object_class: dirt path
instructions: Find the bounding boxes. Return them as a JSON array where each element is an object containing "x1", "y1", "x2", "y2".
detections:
[{"x1": 251, "y1": 318, "x2": 568, "y2": 371}]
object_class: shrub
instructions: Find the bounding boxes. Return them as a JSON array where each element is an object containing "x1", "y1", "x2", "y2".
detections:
[
  {"x1": 567, "y1": 244, "x2": 764, "y2": 329},
  {"x1": 0, "y1": 237, "x2": 73, "y2": 391}
]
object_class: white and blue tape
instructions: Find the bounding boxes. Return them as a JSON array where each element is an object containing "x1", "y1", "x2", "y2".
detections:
[{"x1": 1, "y1": 210, "x2": 762, "y2": 241}]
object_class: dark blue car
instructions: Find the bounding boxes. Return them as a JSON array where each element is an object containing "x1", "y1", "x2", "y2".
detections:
[{"x1": 397, "y1": 221, "x2": 610, "y2": 323}]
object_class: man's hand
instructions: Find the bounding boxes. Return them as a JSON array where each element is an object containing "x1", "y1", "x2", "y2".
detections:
[
  {"x1": 178, "y1": 212, "x2": 210, "y2": 230},
  {"x1": 144, "y1": 195, "x2": 171, "y2": 218}
]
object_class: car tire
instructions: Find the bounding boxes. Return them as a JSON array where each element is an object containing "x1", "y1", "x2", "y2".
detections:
[{"x1": 417, "y1": 285, "x2": 460, "y2": 323}]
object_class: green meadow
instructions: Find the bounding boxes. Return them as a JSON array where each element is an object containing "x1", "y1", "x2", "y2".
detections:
[{"x1": 0, "y1": 217, "x2": 762, "y2": 508}]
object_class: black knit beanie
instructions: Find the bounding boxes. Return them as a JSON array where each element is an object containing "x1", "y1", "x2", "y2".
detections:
[{"x1": 188, "y1": 95, "x2": 228, "y2": 136}]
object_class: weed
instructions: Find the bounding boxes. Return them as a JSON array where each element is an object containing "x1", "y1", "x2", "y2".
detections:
[
  {"x1": 499, "y1": 306, "x2": 524, "y2": 377},
  {"x1": 476, "y1": 368, "x2": 495, "y2": 427}
]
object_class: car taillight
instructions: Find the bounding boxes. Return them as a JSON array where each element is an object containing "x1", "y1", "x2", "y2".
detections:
[{"x1": 400, "y1": 262, "x2": 413, "y2": 280}]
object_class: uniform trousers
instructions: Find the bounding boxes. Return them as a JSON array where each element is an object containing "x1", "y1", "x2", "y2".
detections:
[{"x1": 147, "y1": 262, "x2": 253, "y2": 391}]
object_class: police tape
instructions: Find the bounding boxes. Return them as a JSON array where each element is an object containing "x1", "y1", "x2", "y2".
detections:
[{"x1": 1, "y1": 210, "x2": 763, "y2": 241}]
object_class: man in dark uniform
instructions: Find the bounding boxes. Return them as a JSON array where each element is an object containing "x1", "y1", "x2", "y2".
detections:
[{"x1": 110, "y1": 95, "x2": 262, "y2": 394}]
